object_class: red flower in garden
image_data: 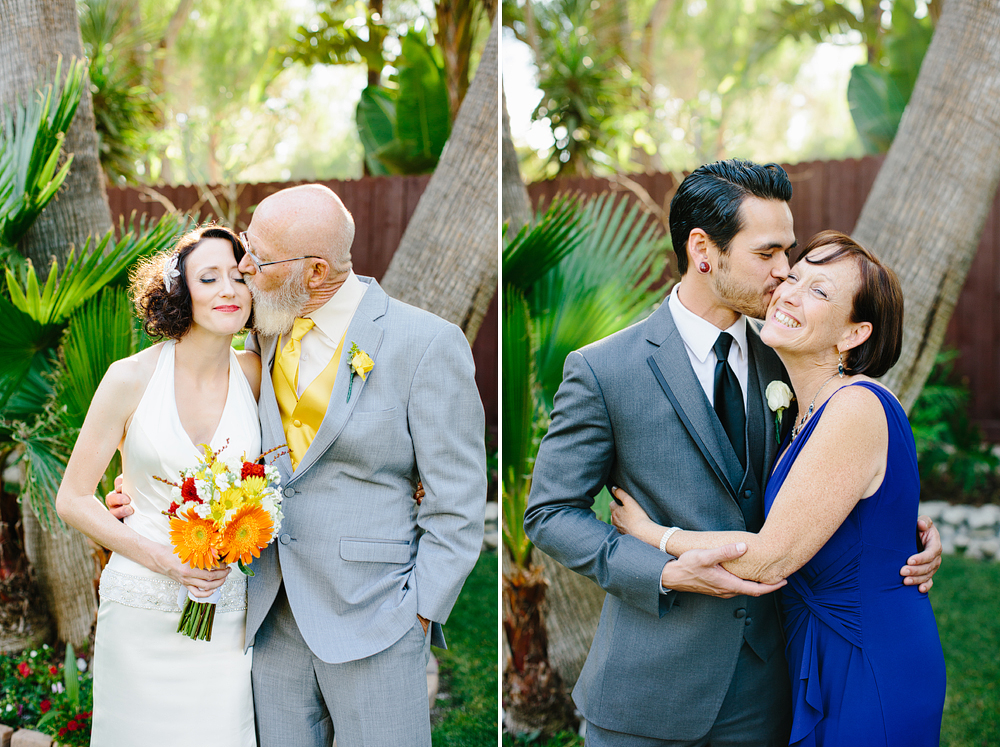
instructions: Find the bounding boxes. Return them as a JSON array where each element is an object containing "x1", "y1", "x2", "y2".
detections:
[
  {"x1": 40, "y1": 700, "x2": 51, "y2": 713},
  {"x1": 67, "y1": 721, "x2": 78, "y2": 731},
  {"x1": 181, "y1": 476, "x2": 201, "y2": 503},
  {"x1": 58, "y1": 728, "x2": 68, "y2": 737},
  {"x1": 241, "y1": 461, "x2": 265, "y2": 480},
  {"x1": 48, "y1": 665, "x2": 58, "y2": 675},
  {"x1": 16, "y1": 662, "x2": 31, "y2": 678}
]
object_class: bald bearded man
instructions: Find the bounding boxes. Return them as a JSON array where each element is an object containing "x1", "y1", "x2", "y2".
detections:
[{"x1": 237, "y1": 185, "x2": 486, "y2": 746}]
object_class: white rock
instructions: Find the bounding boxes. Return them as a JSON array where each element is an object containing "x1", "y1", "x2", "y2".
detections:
[
  {"x1": 953, "y1": 533, "x2": 971, "y2": 550},
  {"x1": 968, "y1": 506, "x2": 999, "y2": 530},
  {"x1": 942, "y1": 506, "x2": 970, "y2": 526},
  {"x1": 980, "y1": 539, "x2": 1000, "y2": 559},
  {"x1": 965, "y1": 542, "x2": 985, "y2": 561},
  {"x1": 485, "y1": 501, "x2": 499, "y2": 523},
  {"x1": 919, "y1": 501, "x2": 949, "y2": 521}
]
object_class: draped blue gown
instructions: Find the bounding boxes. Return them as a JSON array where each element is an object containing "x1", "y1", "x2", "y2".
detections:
[{"x1": 764, "y1": 382, "x2": 946, "y2": 746}]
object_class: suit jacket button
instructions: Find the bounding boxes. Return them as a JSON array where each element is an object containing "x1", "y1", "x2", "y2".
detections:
[
  {"x1": 734, "y1": 608, "x2": 747, "y2": 619},
  {"x1": 745, "y1": 617, "x2": 752, "y2": 626},
  {"x1": 283, "y1": 487, "x2": 295, "y2": 498},
  {"x1": 743, "y1": 490, "x2": 753, "y2": 500},
  {"x1": 279, "y1": 533, "x2": 291, "y2": 545}
]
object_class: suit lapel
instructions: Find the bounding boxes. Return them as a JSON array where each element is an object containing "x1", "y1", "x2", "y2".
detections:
[
  {"x1": 645, "y1": 305, "x2": 742, "y2": 500},
  {"x1": 291, "y1": 277, "x2": 387, "y2": 476},
  {"x1": 745, "y1": 342, "x2": 766, "y2": 488}
]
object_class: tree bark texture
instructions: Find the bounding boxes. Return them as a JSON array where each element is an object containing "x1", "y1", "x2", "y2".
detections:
[
  {"x1": 501, "y1": 88, "x2": 532, "y2": 234},
  {"x1": 379, "y1": 18, "x2": 498, "y2": 343},
  {"x1": 0, "y1": 0, "x2": 113, "y2": 274},
  {"x1": 22, "y1": 509, "x2": 97, "y2": 647},
  {"x1": 853, "y1": 0, "x2": 1000, "y2": 411},
  {"x1": 503, "y1": 560, "x2": 579, "y2": 735},
  {"x1": 0, "y1": 0, "x2": 106, "y2": 645}
]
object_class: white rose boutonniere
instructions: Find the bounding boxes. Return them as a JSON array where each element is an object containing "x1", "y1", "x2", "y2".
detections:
[
  {"x1": 346, "y1": 342, "x2": 374, "y2": 403},
  {"x1": 765, "y1": 381, "x2": 794, "y2": 441}
]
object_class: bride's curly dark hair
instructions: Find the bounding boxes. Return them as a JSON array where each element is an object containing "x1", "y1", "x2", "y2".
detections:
[{"x1": 130, "y1": 225, "x2": 251, "y2": 340}]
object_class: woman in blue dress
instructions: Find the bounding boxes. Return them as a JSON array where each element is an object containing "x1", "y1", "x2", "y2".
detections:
[{"x1": 611, "y1": 231, "x2": 946, "y2": 746}]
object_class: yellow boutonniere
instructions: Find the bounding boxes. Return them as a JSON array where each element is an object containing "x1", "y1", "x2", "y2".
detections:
[
  {"x1": 346, "y1": 342, "x2": 373, "y2": 402},
  {"x1": 765, "y1": 380, "x2": 794, "y2": 441}
]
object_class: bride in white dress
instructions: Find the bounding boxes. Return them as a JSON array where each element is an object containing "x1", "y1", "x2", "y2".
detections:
[{"x1": 57, "y1": 226, "x2": 261, "y2": 747}]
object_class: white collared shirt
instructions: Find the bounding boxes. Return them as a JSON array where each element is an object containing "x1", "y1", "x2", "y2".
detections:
[
  {"x1": 667, "y1": 282, "x2": 749, "y2": 407},
  {"x1": 296, "y1": 271, "x2": 367, "y2": 396}
]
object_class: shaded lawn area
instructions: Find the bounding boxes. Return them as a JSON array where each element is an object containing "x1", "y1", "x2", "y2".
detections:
[
  {"x1": 504, "y1": 555, "x2": 1000, "y2": 747},
  {"x1": 432, "y1": 550, "x2": 498, "y2": 746}
]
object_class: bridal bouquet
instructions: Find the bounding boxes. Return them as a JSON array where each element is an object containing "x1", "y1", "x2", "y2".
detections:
[{"x1": 157, "y1": 442, "x2": 285, "y2": 641}]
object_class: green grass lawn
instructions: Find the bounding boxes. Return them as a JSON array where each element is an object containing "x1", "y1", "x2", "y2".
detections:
[
  {"x1": 503, "y1": 555, "x2": 1000, "y2": 747},
  {"x1": 933, "y1": 555, "x2": 1000, "y2": 747},
  {"x1": 432, "y1": 550, "x2": 498, "y2": 746}
]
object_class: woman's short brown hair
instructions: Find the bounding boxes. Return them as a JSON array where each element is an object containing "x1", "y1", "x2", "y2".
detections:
[
  {"x1": 130, "y1": 225, "x2": 249, "y2": 340},
  {"x1": 799, "y1": 230, "x2": 903, "y2": 378}
]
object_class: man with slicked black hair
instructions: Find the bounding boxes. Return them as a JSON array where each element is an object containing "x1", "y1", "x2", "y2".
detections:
[{"x1": 524, "y1": 158, "x2": 942, "y2": 746}]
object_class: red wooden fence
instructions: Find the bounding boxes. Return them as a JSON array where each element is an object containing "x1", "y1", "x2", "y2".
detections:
[
  {"x1": 107, "y1": 177, "x2": 498, "y2": 445},
  {"x1": 528, "y1": 155, "x2": 1000, "y2": 440}
]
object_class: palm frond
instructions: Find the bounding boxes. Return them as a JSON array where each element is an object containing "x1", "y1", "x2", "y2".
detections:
[
  {"x1": 10, "y1": 404, "x2": 74, "y2": 531},
  {"x1": 0, "y1": 293, "x2": 61, "y2": 414},
  {"x1": 501, "y1": 287, "x2": 536, "y2": 568},
  {"x1": 6, "y1": 211, "x2": 188, "y2": 325},
  {"x1": 58, "y1": 286, "x2": 137, "y2": 428},
  {"x1": 502, "y1": 194, "x2": 590, "y2": 292},
  {"x1": 0, "y1": 57, "x2": 87, "y2": 249},
  {"x1": 531, "y1": 193, "x2": 668, "y2": 408}
]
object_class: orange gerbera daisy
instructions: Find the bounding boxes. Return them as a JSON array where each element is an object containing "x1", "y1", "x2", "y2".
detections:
[
  {"x1": 220, "y1": 505, "x2": 274, "y2": 565},
  {"x1": 169, "y1": 510, "x2": 220, "y2": 569}
]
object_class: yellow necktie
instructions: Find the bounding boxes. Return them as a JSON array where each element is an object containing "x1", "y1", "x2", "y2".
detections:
[
  {"x1": 272, "y1": 318, "x2": 347, "y2": 470},
  {"x1": 274, "y1": 318, "x2": 314, "y2": 396}
]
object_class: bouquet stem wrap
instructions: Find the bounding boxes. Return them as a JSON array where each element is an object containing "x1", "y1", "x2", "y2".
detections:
[{"x1": 176, "y1": 585, "x2": 222, "y2": 641}]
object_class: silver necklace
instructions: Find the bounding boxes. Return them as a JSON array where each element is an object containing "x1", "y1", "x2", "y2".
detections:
[{"x1": 790, "y1": 372, "x2": 840, "y2": 441}]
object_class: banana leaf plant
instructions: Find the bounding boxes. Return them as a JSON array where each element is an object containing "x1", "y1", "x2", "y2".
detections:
[{"x1": 501, "y1": 192, "x2": 668, "y2": 734}]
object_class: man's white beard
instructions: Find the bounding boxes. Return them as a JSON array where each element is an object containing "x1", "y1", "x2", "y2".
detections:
[{"x1": 247, "y1": 272, "x2": 311, "y2": 337}]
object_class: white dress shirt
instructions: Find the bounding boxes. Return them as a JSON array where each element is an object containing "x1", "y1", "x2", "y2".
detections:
[
  {"x1": 658, "y1": 283, "x2": 749, "y2": 593},
  {"x1": 667, "y1": 282, "x2": 749, "y2": 407},
  {"x1": 296, "y1": 271, "x2": 367, "y2": 396}
]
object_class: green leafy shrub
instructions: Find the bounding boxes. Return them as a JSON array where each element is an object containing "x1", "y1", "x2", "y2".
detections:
[{"x1": 910, "y1": 349, "x2": 1000, "y2": 502}]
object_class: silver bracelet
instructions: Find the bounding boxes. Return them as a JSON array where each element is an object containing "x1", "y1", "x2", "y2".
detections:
[{"x1": 659, "y1": 526, "x2": 681, "y2": 554}]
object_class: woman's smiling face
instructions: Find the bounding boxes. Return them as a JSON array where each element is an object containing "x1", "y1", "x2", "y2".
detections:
[
  {"x1": 760, "y1": 245, "x2": 863, "y2": 358},
  {"x1": 185, "y1": 237, "x2": 252, "y2": 336}
]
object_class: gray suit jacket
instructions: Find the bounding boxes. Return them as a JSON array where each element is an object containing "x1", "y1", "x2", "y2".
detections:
[
  {"x1": 524, "y1": 301, "x2": 791, "y2": 740},
  {"x1": 245, "y1": 277, "x2": 487, "y2": 664}
]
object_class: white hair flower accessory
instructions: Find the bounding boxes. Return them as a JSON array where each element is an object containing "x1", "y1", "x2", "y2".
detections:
[{"x1": 163, "y1": 253, "x2": 181, "y2": 293}]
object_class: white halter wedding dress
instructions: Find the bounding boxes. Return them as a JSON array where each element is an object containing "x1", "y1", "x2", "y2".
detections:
[{"x1": 92, "y1": 340, "x2": 259, "y2": 746}]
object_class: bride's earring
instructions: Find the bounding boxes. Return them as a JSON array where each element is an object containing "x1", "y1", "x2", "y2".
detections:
[{"x1": 838, "y1": 352, "x2": 845, "y2": 378}]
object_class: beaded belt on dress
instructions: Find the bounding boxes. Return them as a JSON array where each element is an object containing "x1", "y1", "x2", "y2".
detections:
[{"x1": 99, "y1": 566, "x2": 247, "y2": 614}]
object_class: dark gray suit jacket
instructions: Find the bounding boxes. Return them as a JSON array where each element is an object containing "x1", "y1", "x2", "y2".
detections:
[{"x1": 524, "y1": 300, "x2": 791, "y2": 740}]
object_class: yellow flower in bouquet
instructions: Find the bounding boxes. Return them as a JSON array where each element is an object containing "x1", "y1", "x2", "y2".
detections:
[{"x1": 157, "y1": 440, "x2": 286, "y2": 641}]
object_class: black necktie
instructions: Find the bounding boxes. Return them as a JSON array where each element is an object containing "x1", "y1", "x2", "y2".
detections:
[{"x1": 713, "y1": 332, "x2": 746, "y2": 468}]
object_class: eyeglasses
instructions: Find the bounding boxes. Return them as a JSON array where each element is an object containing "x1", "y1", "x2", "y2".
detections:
[{"x1": 239, "y1": 232, "x2": 321, "y2": 270}]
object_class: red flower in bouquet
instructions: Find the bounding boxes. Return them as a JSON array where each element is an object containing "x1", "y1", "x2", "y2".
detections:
[{"x1": 241, "y1": 461, "x2": 265, "y2": 480}]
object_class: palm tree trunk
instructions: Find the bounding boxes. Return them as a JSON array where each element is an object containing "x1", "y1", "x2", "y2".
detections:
[
  {"x1": 0, "y1": 0, "x2": 112, "y2": 276},
  {"x1": 852, "y1": 0, "x2": 1000, "y2": 411},
  {"x1": 379, "y1": 18, "x2": 498, "y2": 342},
  {"x1": 502, "y1": 89, "x2": 532, "y2": 234},
  {"x1": 0, "y1": 0, "x2": 108, "y2": 647},
  {"x1": 502, "y1": 557, "x2": 579, "y2": 734}
]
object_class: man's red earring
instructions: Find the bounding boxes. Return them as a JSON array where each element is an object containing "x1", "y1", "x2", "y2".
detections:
[{"x1": 698, "y1": 261, "x2": 710, "y2": 273}]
